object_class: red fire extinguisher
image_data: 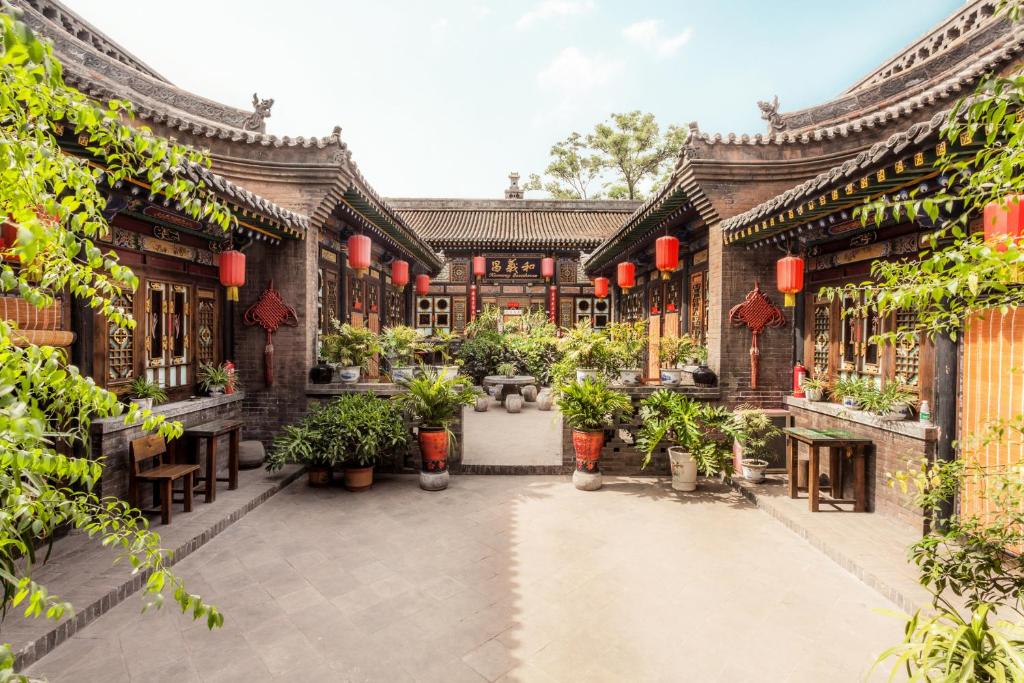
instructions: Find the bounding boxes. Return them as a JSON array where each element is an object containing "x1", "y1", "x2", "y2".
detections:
[{"x1": 793, "y1": 363, "x2": 807, "y2": 398}]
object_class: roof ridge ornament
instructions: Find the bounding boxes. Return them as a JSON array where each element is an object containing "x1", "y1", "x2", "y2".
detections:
[
  {"x1": 243, "y1": 93, "x2": 274, "y2": 131},
  {"x1": 757, "y1": 95, "x2": 786, "y2": 133}
]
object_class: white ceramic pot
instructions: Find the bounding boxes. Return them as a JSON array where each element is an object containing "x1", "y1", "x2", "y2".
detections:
[
  {"x1": 660, "y1": 368, "x2": 683, "y2": 387},
  {"x1": 619, "y1": 369, "x2": 642, "y2": 386},
  {"x1": 842, "y1": 395, "x2": 860, "y2": 409},
  {"x1": 207, "y1": 385, "x2": 224, "y2": 396},
  {"x1": 130, "y1": 397, "x2": 153, "y2": 411},
  {"x1": 805, "y1": 387, "x2": 823, "y2": 402},
  {"x1": 879, "y1": 402, "x2": 911, "y2": 421},
  {"x1": 391, "y1": 366, "x2": 415, "y2": 383},
  {"x1": 668, "y1": 446, "x2": 697, "y2": 492},
  {"x1": 741, "y1": 459, "x2": 769, "y2": 483},
  {"x1": 576, "y1": 368, "x2": 599, "y2": 382},
  {"x1": 337, "y1": 366, "x2": 361, "y2": 384}
]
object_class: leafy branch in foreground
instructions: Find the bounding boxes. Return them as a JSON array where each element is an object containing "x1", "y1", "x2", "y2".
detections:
[{"x1": 0, "y1": 4, "x2": 231, "y2": 671}]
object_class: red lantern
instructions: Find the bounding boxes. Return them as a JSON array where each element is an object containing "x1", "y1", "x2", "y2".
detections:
[
  {"x1": 984, "y1": 195, "x2": 1024, "y2": 252},
  {"x1": 617, "y1": 262, "x2": 636, "y2": 292},
  {"x1": 391, "y1": 259, "x2": 409, "y2": 289},
  {"x1": 776, "y1": 255, "x2": 805, "y2": 307},
  {"x1": 473, "y1": 256, "x2": 487, "y2": 278},
  {"x1": 219, "y1": 250, "x2": 245, "y2": 302},
  {"x1": 0, "y1": 221, "x2": 17, "y2": 262},
  {"x1": 655, "y1": 236, "x2": 679, "y2": 280},
  {"x1": 415, "y1": 274, "x2": 431, "y2": 297},
  {"x1": 347, "y1": 234, "x2": 372, "y2": 277},
  {"x1": 593, "y1": 277, "x2": 609, "y2": 299},
  {"x1": 541, "y1": 257, "x2": 555, "y2": 281}
]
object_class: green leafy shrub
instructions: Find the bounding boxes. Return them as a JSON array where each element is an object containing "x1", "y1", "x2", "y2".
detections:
[
  {"x1": 636, "y1": 391, "x2": 742, "y2": 477},
  {"x1": 605, "y1": 320, "x2": 647, "y2": 371},
  {"x1": 659, "y1": 334, "x2": 703, "y2": 367},
  {"x1": 395, "y1": 370, "x2": 476, "y2": 444},
  {"x1": 321, "y1": 320, "x2": 379, "y2": 368},
  {"x1": 128, "y1": 376, "x2": 167, "y2": 404},
  {"x1": 197, "y1": 363, "x2": 230, "y2": 392},
  {"x1": 380, "y1": 325, "x2": 423, "y2": 367},
  {"x1": 555, "y1": 377, "x2": 632, "y2": 432}
]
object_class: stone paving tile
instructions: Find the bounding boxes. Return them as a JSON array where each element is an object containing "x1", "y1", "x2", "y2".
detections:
[
  {"x1": 26, "y1": 475, "x2": 904, "y2": 682},
  {"x1": 463, "y1": 403, "x2": 562, "y2": 467}
]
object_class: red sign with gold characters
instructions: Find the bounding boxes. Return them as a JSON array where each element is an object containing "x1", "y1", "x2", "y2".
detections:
[{"x1": 484, "y1": 256, "x2": 543, "y2": 280}]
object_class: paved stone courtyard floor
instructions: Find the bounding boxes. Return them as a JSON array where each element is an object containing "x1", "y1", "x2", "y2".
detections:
[
  {"x1": 25, "y1": 475, "x2": 902, "y2": 682},
  {"x1": 463, "y1": 401, "x2": 562, "y2": 468}
]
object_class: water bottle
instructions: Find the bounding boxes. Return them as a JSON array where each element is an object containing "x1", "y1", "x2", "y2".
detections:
[{"x1": 919, "y1": 400, "x2": 931, "y2": 423}]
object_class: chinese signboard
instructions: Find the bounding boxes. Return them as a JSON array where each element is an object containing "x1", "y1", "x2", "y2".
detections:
[{"x1": 483, "y1": 256, "x2": 543, "y2": 280}]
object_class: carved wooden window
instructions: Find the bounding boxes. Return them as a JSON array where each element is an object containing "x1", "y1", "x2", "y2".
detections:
[
  {"x1": 894, "y1": 310, "x2": 921, "y2": 387},
  {"x1": 106, "y1": 291, "x2": 134, "y2": 388},
  {"x1": 384, "y1": 285, "x2": 404, "y2": 326},
  {"x1": 620, "y1": 287, "x2": 644, "y2": 323},
  {"x1": 453, "y1": 298, "x2": 467, "y2": 332},
  {"x1": 348, "y1": 274, "x2": 365, "y2": 315},
  {"x1": 688, "y1": 271, "x2": 708, "y2": 343},
  {"x1": 558, "y1": 259, "x2": 577, "y2": 285},
  {"x1": 416, "y1": 296, "x2": 451, "y2": 334},
  {"x1": 649, "y1": 283, "x2": 663, "y2": 316},
  {"x1": 559, "y1": 298, "x2": 574, "y2": 329},
  {"x1": 196, "y1": 289, "x2": 217, "y2": 368},
  {"x1": 840, "y1": 293, "x2": 880, "y2": 377},
  {"x1": 574, "y1": 297, "x2": 609, "y2": 329},
  {"x1": 812, "y1": 300, "x2": 831, "y2": 376},
  {"x1": 665, "y1": 276, "x2": 682, "y2": 316},
  {"x1": 365, "y1": 279, "x2": 380, "y2": 316},
  {"x1": 145, "y1": 280, "x2": 190, "y2": 389}
]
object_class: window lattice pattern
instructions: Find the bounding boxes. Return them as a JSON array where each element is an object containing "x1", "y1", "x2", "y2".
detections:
[
  {"x1": 813, "y1": 302, "x2": 830, "y2": 375},
  {"x1": 107, "y1": 292, "x2": 134, "y2": 386},
  {"x1": 197, "y1": 296, "x2": 216, "y2": 367},
  {"x1": 621, "y1": 288, "x2": 644, "y2": 322},
  {"x1": 894, "y1": 310, "x2": 920, "y2": 386}
]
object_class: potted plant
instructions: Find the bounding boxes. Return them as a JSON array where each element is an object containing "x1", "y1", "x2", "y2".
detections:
[
  {"x1": 266, "y1": 394, "x2": 407, "y2": 488},
  {"x1": 637, "y1": 390, "x2": 742, "y2": 491},
  {"x1": 556, "y1": 377, "x2": 633, "y2": 491},
  {"x1": 606, "y1": 321, "x2": 647, "y2": 385},
  {"x1": 859, "y1": 380, "x2": 917, "y2": 420},
  {"x1": 833, "y1": 375, "x2": 873, "y2": 409},
  {"x1": 127, "y1": 376, "x2": 167, "y2": 411},
  {"x1": 380, "y1": 325, "x2": 422, "y2": 383},
  {"x1": 732, "y1": 407, "x2": 781, "y2": 483},
  {"x1": 321, "y1": 319, "x2": 379, "y2": 384},
  {"x1": 558, "y1": 322, "x2": 609, "y2": 382},
  {"x1": 802, "y1": 375, "x2": 829, "y2": 402},
  {"x1": 429, "y1": 330, "x2": 462, "y2": 379},
  {"x1": 496, "y1": 361, "x2": 518, "y2": 379},
  {"x1": 688, "y1": 342, "x2": 717, "y2": 388},
  {"x1": 198, "y1": 363, "x2": 230, "y2": 395},
  {"x1": 395, "y1": 368, "x2": 477, "y2": 490},
  {"x1": 658, "y1": 335, "x2": 695, "y2": 386}
]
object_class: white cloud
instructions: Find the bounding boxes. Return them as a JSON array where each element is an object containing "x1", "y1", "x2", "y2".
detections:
[
  {"x1": 536, "y1": 47, "x2": 623, "y2": 93},
  {"x1": 623, "y1": 19, "x2": 693, "y2": 58},
  {"x1": 516, "y1": 0, "x2": 595, "y2": 29},
  {"x1": 431, "y1": 17, "x2": 450, "y2": 32}
]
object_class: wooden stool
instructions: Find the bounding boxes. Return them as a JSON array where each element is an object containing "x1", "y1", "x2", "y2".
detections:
[
  {"x1": 182, "y1": 419, "x2": 242, "y2": 503},
  {"x1": 784, "y1": 427, "x2": 872, "y2": 512},
  {"x1": 129, "y1": 435, "x2": 200, "y2": 525}
]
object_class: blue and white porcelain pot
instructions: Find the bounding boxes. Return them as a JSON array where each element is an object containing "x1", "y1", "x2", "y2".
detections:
[{"x1": 337, "y1": 366, "x2": 361, "y2": 384}]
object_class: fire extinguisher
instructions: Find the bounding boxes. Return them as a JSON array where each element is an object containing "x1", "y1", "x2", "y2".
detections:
[{"x1": 793, "y1": 363, "x2": 807, "y2": 398}]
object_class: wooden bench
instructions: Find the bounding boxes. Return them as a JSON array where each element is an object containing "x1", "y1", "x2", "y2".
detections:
[
  {"x1": 129, "y1": 435, "x2": 200, "y2": 525},
  {"x1": 784, "y1": 427, "x2": 872, "y2": 512},
  {"x1": 182, "y1": 419, "x2": 242, "y2": 503}
]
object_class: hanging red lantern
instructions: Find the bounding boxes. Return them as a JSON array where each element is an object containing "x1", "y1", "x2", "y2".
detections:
[
  {"x1": 219, "y1": 250, "x2": 246, "y2": 302},
  {"x1": 617, "y1": 262, "x2": 636, "y2": 292},
  {"x1": 593, "y1": 277, "x2": 609, "y2": 299},
  {"x1": 0, "y1": 220, "x2": 17, "y2": 262},
  {"x1": 655, "y1": 236, "x2": 680, "y2": 280},
  {"x1": 776, "y1": 254, "x2": 805, "y2": 307},
  {"x1": 415, "y1": 274, "x2": 431, "y2": 297},
  {"x1": 347, "y1": 234, "x2": 372, "y2": 277},
  {"x1": 391, "y1": 259, "x2": 409, "y2": 289},
  {"x1": 473, "y1": 256, "x2": 487, "y2": 278},
  {"x1": 983, "y1": 195, "x2": 1024, "y2": 252},
  {"x1": 541, "y1": 257, "x2": 555, "y2": 281}
]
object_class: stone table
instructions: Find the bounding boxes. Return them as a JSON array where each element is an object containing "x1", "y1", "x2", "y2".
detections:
[{"x1": 482, "y1": 375, "x2": 537, "y2": 412}]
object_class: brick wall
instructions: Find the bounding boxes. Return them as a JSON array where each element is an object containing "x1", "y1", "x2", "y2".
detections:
[
  {"x1": 708, "y1": 222, "x2": 793, "y2": 409},
  {"x1": 90, "y1": 394, "x2": 242, "y2": 501},
  {"x1": 787, "y1": 400, "x2": 933, "y2": 530}
]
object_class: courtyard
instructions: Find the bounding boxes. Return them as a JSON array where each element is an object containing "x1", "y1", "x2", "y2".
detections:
[{"x1": 25, "y1": 475, "x2": 899, "y2": 683}]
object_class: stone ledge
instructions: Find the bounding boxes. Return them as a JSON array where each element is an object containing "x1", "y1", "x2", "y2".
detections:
[
  {"x1": 91, "y1": 392, "x2": 245, "y2": 435},
  {"x1": 306, "y1": 382, "x2": 407, "y2": 397},
  {"x1": 785, "y1": 396, "x2": 937, "y2": 441}
]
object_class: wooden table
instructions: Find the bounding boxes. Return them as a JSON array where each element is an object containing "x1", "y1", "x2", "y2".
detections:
[
  {"x1": 783, "y1": 427, "x2": 872, "y2": 512},
  {"x1": 183, "y1": 419, "x2": 242, "y2": 503}
]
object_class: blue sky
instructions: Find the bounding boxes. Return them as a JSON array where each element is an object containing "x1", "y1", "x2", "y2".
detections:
[{"x1": 65, "y1": 0, "x2": 962, "y2": 199}]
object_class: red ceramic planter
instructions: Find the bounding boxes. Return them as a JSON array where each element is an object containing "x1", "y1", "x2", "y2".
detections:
[
  {"x1": 572, "y1": 429, "x2": 604, "y2": 473},
  {"x1": 344, "y1": 466, "x2": 374, "y2": 492},
  {"x1": 419, "y1": 428, "x2": 448, "y2": 472}
]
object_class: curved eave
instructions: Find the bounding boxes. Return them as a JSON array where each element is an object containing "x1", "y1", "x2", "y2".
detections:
[
  {"x1": 340, "y1": 189, "x2": 443, "y2": 274},
  {"x1": 423, "y1": 237, "x2": 605, "y2": 251}
]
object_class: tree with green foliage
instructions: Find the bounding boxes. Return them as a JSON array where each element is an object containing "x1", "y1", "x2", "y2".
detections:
[
  {"x1": 0, "y1": 6, "x2": 228, "y2": 674},
  {"x1": 528, "y1": 111, "x2": 686, "y2": 201}
]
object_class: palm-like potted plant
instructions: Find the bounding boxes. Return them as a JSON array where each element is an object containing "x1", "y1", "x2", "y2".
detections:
[
  {"x1": 732, "y1": 407, "x2": 781, "y2": 483},
  {"x1": 658, "y1": 335, "x2": 696, "y2": 386},
  {"x1": 606, "y1": 321, "x2": 647, "y2": 385},
  {"x1": 556, "y1": 377, "x2": 633, "y2": 491},
  {"x1": 859, "y1": 380, "x2": 917, "y2": 420},
  {"x1": 429, "y1": 330, "x2": 462, "y2": 379},
  {"x1": 637, "y1": 390, "x2": 742, "y2": 491},
  {"x1": 802, "y1": 375, "x2": 829, "y2": 402},
  {"x1": 198, "y1": 363, "x2": 231, "y2": 395},
  {"x1": 321, "y1": 319, "x2": 379, "y2": 384},
  {"x1": 395, "y1": 369, "x2": 477, "y2": 490},
  {"x1": 127, "y1": 376, "x2": 167, "y2": 411},
  {"x1": 559, "y1": 322, "x2": 609, "y2": 382},
  {"x1": 834, "y1": 375, "x2": 874, "y2": 409},
  {"x1": 380, "y1": 325, "x2": 422, "y2": 382}
]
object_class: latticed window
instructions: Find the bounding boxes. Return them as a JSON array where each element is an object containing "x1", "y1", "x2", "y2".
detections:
[
  {"x1": 893, "y1": 309, "x2": 920, "y2": 387},
  {"x1": 688, "y1": 271, "x2": 708, "y2": 344},
  {"x1": 145, "y1": 280, "x2": 190, "y2": 389},
  {"x1": 812, "y1": 300, "x2": 830, "y2": 375},
  {"x1": 106, "y1": 292, "x2": 134, "y2": 388},
  {"x1": 196, "y1": 290, "x2": 217, "y2": 368}
]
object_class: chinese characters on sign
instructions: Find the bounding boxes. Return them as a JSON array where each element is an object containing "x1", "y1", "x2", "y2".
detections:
[{"x1": 485, "y1": 256, "x2": 543, "y2": 280}]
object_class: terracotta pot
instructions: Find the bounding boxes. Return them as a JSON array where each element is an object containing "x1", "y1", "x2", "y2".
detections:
[
  {"x1": 307, "y1": 466, "x2": 332, "y2": 487},
  {"x1": 572, "y1": 429, "x2": 604, "y2": 473},
  {"x1": 419, "y1": 428, "x2": 449, "y2": 472},
  {"x1": 344, "y1": 466, "x2": 374, "y2": 492}
]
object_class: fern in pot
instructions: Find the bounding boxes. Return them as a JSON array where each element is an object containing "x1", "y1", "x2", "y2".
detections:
[
  {"x1": 395, "y1": 368, "x2": 476, "y2": 490},
  {"x1": 556, "y1": 378, "x2": 632, "y2": 491},
  {"x1": 558, "y1": 322, "x2": 610, "y2": 383},
  {"x1": 658, "y1": 335, "x2": 695, "y2": 386},
  {"x1": 127, "y1": 376, "x2": 167, "y2": 411},
  {"x1": 637, "y1": 390, "x2": 742, "y2": 491},
  {"x1": 321, "y1": 319, "x2": 380, "y2": 384},
  {"x1": 801, "y1": 375, "x2": 829, "y2": 402},
  {"x1": 198, "y1": 363, "x2": 231, "y2": 396},
  {"x1": 606, "y1": 320, "x2": 647, "y2": 386},
  {"x1": 380, "y1": 325, "x2": 422, "y2": 383}
]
